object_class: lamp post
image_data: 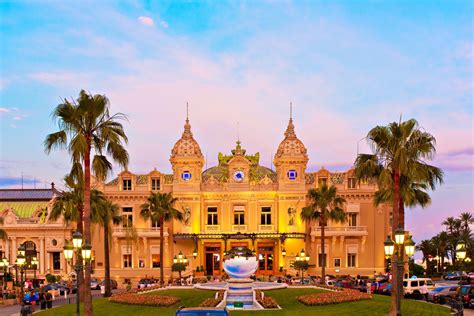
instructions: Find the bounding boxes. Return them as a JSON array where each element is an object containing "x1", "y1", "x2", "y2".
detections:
[
  {"x1": 295, "y1": 249, "x2": 310, "y2": 284},
  {"x1": 31, "y1": 257, "x2": 38, "y2": 287},
  {"x1": 0, "y1": 256, "x2": 9, "y2": 290},
  {"x1": 383, "y1": 226, "x2": 416, "y2": 316},
  {"x1": 15, "y1": 252, "x2": 26, "y2": 308},
  {"x1": 64, "y1": 231, "x2": 92, "y2": 316}
]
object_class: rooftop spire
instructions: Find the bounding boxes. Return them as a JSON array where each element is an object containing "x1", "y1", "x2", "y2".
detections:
[
  {"x1": 285, "y1": 102, "x2": 296, "y2": 139},
  {"x1": 183, "y1": 102, "x2": 192, "y2": 138}
]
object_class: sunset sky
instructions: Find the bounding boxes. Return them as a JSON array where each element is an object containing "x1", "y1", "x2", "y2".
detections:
[{"x1": 0, "y1": 1, "x2": 472, "y2": 244}]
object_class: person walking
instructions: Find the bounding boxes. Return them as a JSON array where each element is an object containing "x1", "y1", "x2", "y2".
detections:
[
  {"x1": 420, "y1": 282, "x2": 429, "y2": 301},
  {"x1": 366, "y1": 281, "x2": 372, "y2": 294}
]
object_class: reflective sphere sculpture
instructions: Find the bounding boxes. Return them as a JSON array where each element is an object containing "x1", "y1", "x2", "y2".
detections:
[{"x1": 223, "y1": 247, "x2": 258, "y2": 279}]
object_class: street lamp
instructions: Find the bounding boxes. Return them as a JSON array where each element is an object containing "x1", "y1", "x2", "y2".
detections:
[
  {"x1": 64, "y1": 231, "x2": 92, "y2": 316},
  {"x1": 0, "y1": 256, "x2": 8, "y2": 290},
  {"x1": 296, "y1": 249, "x2": 310, "y2": 284},
  {"x1": 281, "y1": 248, "x2": 286, "y2": 257},
  {"x1": 16, "y1": 252, "x2": 26, "y2": 309},
  {"x1": 383, "y1": 228, "x2": 416, "y2": 316},
  {"x1": 193, "y1": 249, "x2": 198, "y2": 259},
  {"x1": 31, "y1": 257, "x2": 38, "y2": 286},
  {"x1": 456, "y1": 241, "x2": 467, "y2": 261}
]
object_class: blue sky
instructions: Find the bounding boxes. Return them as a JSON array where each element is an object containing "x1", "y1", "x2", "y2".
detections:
[{"x1": 0, "y1": 1, "x2": 472, "y2": 244}]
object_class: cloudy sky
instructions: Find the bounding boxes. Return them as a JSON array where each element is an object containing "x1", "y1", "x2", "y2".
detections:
[{"x1": 0, "y1": 1, "x2": 472, "y2": 243}]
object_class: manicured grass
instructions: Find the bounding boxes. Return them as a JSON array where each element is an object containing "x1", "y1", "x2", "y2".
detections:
[
  {"x1": 36, "y1": 288, "x2": 450, "y2": 316},
  {"x1": 35, "y1": 289, "x2": 216, "y2": 316},
  {"x1": 233, "y1": 288, "x2": 449, "y2": 316}
]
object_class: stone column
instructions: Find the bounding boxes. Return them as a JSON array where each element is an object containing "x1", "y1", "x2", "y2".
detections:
[
  {"x1": 11, "y1": 237, "x2": 17, "y2": 263},
  {"x1": 39, "y1": 238, "x2": 45, "y2": 274},
  {"x1": 5, "y1": 238, "x2": 10, "y2": 263}
]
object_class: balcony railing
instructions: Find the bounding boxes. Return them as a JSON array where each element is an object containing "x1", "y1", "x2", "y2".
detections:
[
  {"x1": 310, "y1": 226, "x2": 368, "y2": 236},
  {"x1": 232, "y1": 225, "x2": 247, "y2": 232},
  {"x1": 112, "y1": 227, "x2": 168, "y2": 237},
  {"x1": 258, "y1": 225, "x2": 275, "y2": 232},
  {"x1": 205, "y1": 225, "x2": 221, "y2": 232}
]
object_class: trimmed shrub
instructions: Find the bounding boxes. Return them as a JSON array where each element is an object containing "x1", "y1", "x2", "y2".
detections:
[{"x1": 297, "y1": 289, "x2": 371, "y2": 306}]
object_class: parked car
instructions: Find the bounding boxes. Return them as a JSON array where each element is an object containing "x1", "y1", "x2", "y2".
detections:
[
  {"x1": 403, "y1": 278, "x2": 435, "y2": 296},
  {"x1": 380, "y1": 283, "x2": 393, "y2": 296},
  {"x1": 100, "y1": 279, "x2": 118, "y2": 290},
  {"x1": 175, "y1": 307, "x2": 229, "y2": 316},
  {"x1": 427, "y1": 286, "x2": 458, "y2": 304},
  {"x1": 458, "y1": 284, "x2": 474, "y2": 308},
  {"x1": 444, "y1": 272, "x2": 465, "y2": 281},
  {"x1": 138, "y1": 278, "x2": 157, "y2": 288},
  {"x1": 90, "y1": 278, "x2": 100, "y2": 290}
]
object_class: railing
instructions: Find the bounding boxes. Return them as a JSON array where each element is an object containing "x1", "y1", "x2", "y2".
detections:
[
  {"x1": 205, "y1": 225, "x2": 221, "y2": 232},
  {"x1": 258, "y1": 225, "x2": 275, "y2": 232},
  {"x1": 311, "y1": 226, "x2": 368, "y2": 236},
  {"x1": 444, "y1": 297, "x2": 463, "y2": 316},
  {"x1": 232, "y1": 225, "x2": 247, "y2": 232},
  {"x1": 112, "y1": 227, "x2": 168, "y2": 237}
]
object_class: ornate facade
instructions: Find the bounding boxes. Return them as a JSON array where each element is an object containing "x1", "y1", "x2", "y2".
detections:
[{"x1": 91, "y1": 115, "x2": 391, "y2": 283}]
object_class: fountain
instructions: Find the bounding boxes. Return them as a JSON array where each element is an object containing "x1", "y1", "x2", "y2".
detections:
[
  {"x1": 193, "y1": 246, "x2": 287, "y2": 310},
  {"x1": 223, "y1": 248, "x2": 258, "y2": 309}
]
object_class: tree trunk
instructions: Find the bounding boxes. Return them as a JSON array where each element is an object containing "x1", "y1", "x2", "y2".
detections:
[
  {"x1": 104, "y1": 223, "x2": 111, "y2": 297},
  {"x1": 321, "y1": 214, "x2": 326, "y2": 282},
  {"x1": 83, "y1": 140, "x2": 93, "y2": 316},
  {"x1": 76, "y1": 219, "x2": 85, "y2": 303},
  {"x1": 160, "y1": 218, "x2": 165, "y2": 287},
  {"x1": 390, "y1": 169, "x2": 401, "y2": 316}
]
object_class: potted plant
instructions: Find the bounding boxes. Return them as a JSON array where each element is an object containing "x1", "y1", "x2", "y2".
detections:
[{"x1": 194, "y1": 266, "x2": 204, "y2": 277}]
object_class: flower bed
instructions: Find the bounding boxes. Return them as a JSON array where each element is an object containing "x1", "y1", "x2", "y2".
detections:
[
  {"x1": 110, "y1": 292, "x2": 179, "y2": 307},
  {"x1": 255, "y1": 290, "x2": 279, "y2": 309},
  {"x1": 199, "y1": 290, "x2": 225, "y2": 307},
  {"x1": 297, "y1": 289, "x2": 371, "y2": 306}
]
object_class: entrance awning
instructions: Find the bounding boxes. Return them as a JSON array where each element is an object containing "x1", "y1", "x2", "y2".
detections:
[{"x1": 173, "y1": 232, "x2": 306, "y2": 243}]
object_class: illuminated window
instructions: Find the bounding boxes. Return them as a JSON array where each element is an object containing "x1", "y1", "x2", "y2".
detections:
[
  {"x1": 348, "y1": 178, "x2": 357, "y2": 189},
  {"x1": 287, "y1": 170, "x2": 297, "y2": 180},
  {"x1": 207, "y1": 207, "x2": 218, "y2": 225},
  {"x1": 261, "y1": 207, "x2": 271, "y2": 225},
  {"x1": 234, "y1": 210, "x2": 245, "y2": 225},
  {"x1": 122, "y1": 207, "x2": 133, "y2": 228},
  {"x1": 181, "y1": 171, "x2": 192, "y2": 181},
  {"x1": 318, "y1": 178, "x2": 327, "y2": 187},
  {"x1": 123, "y1": 254, "x2": 132, "y2": 268},
  {"x1": 152, "y1": 254, "x2": 160, "y2": 268},
  {"x1": 151, "y1": 178, "x2": 160, "y2": 190},
  {"x1": 123, "y1": 179, "x2": 132, "y2": 190}
]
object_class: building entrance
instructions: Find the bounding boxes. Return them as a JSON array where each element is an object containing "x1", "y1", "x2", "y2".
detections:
[
  {"x1": 257, "y1": 244, "x2": 274, "y2": 275},
  {"x1": 205, "y1": 245, "x2": 221, "y2": 276}
]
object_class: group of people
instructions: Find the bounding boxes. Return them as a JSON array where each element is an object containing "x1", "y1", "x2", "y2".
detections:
[{"x1": 23, "y1": 288, "x2": 53, "y2": 309}]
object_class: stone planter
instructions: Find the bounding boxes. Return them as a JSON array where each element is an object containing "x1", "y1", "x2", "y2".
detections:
[
  {"x1": 194, "y1": 272, "x2": 204, "y2": 277},
  {"x1": 3, "y1": 298, "x2": 17, "y2": 306}
]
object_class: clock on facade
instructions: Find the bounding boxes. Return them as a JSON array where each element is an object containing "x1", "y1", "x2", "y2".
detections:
[
  {"x1": 233, "y1": 170, "x2": 245, "y2": 182},
  {"x1": 181, "y1": 171, "x2": 192, "y2": 181},
  {"x1": 287, "y1": 169, "x2": 298, "y2": 180}
]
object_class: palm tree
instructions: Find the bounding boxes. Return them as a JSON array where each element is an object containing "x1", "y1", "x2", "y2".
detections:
[
  {"x1": 416, "y1": 240, "x2": 435, "y2": 273},
  {"x1": 353, "y1": 118, "x2": 442, "y2": 316},
  {"x1": 301, "y1": 185, "x2": 346, "y2": 280},
  {"x1": 50, "y1": 170, "x2": 108, "y2": 300},
  {"x1": 140, "y1": 192, "x2": 184, "y2": 287},
  {"x1": 44, "y1": 90, "x2": 129, "y2": 316},
  {"x1": 94, "y1": 199, "x2": 121, "y2": 297},
  {"x1": 431, "y1": 232, "x2": 449, "y2": 270},
  {"x1": 459, "y1": 212, "x2": 473, "y2": 234}
]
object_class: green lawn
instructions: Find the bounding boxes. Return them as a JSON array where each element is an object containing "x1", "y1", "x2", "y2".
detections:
[{"x1": 35, "y1": 288, "x2": 449, "y2": 316}]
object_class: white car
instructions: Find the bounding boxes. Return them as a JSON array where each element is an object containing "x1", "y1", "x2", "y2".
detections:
[{"x1": 403, "y1": 278, "x2": 435, "y2": 296}]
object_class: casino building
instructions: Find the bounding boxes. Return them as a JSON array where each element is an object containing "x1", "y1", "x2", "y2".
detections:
[
  {"x1": 89, "y1": 114, "x2": 391, "y2": 283},
  {"x1": 0, "y1": 114, "x2": 391, "y2": 285}
]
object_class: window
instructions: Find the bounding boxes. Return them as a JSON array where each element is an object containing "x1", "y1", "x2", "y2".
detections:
[
  {"x1": 207, "y1": 207, "x2": 218, "y2": 225},
  {"x1": 52, "y1": 252, "x2": 61, "y2": 270},
  {"x1": 152, "y1": 254, "x2": 160, "y2": 268},
  {"x1": 151, "y1": 178, "x2": 160, "y2": 190},
  {"x1": 181, "y1": 171, "x2": 192, "y2": 181},
  {"x1": 348, "y1": 213, "x2": 357, "y2": 227},
  {"x1": 318, "y1": 177, "x2": 327, "y2": 187},
  {"x1": 123, "y1": 179, "x2": 132, "y2": 190},
  {"x1": 348, "y1": 178, "x2": 357, "y2": 189},
  {"x1": 123, "y1": 254, "x2": 132, "y2": 268},
  {"x1": 347, "y1": 253, "x2": 357, "y2": 267},
  {"x1": 122, "y1": 207, "x2": 133, "y2": 228},
  {"x1": 151, "y1": 220, "x2": 160, "y2": 228},
  {"x1": 234, "y1": 210, "x2": 245, "y2": 225},
  {"x1": 411, "y1": 281, "x2": 418, "y2": 287},
  {"x1": 261, "y1": 207, "x2": 272, "y2": 225},
  {"x1": 287, "y1": 170, "x2": 298, "y2": 180},
  {"x1": 318, "y1": 254, "x2": 327, "y2": 267},
  {"x1": 334, "y1": 258, "x2": 341, "y2": 267}
]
